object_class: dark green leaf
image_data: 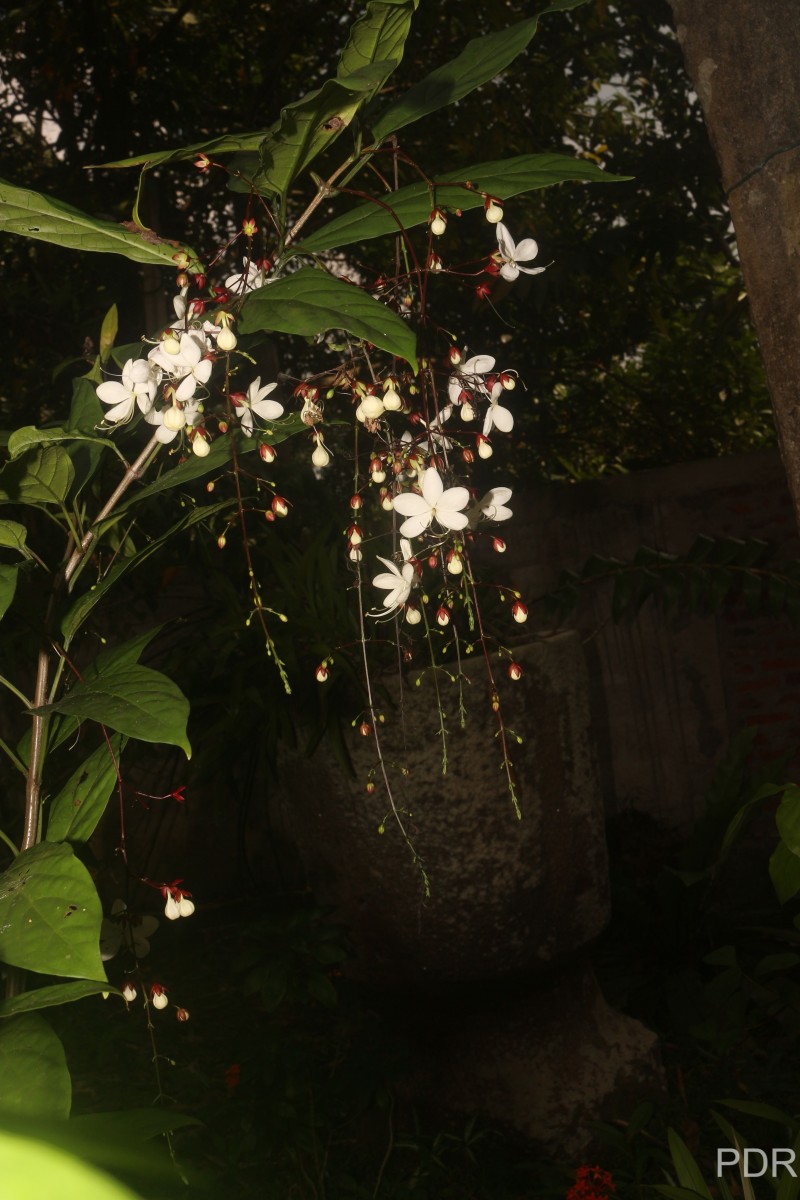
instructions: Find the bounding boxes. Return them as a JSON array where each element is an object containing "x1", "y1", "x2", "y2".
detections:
[
  {"x1": 0, "y1": 177, "x2": 201, "y2": 270},
  {"x1": 776, "y1": 785, "x2": 800, "y2": 856},
  {"x1": 0, "y1": 564, "x2": 18, "y2": 620},
  {"x1": 771, "y1": 840, "x2": 800, "y2": 905},
  {"x1": 0, "y1": 843, "x2": 105, "y2": 980},
  {"x1": 35, "y1": 664, "x2": 191, "y2": 758},
  {"x1": 297, "y1": 153, "x2": 630, "y2": 253},
  {"x1": 61, "y1": 499, "x2": 233, "y2": 646},
  {"x1": 68, "y1": 378, "x2": 105, "y2": 433},
  {"x1": 7, "y1": 425, "x2": 125, "y2": 467},
  {"x1": 0, "y1": 1015, "x2": 71, "y2": 1119},
  {"x1": 46, "y1": 737, "x2": 124, "y2": 843},
  {"x1": 239, "y1": 269, "x2": 418, "y2": 369},
  {"x1": 371, "y1": 0, "x2": 589, "y2": 141},
  {"x1": 108, "y1": 421, "x2": 304, "y2": 519},
  {"x1": 0, "y1": 521, "x2": 29, "y2": 556},
  {"x1": 0, "y1": 445, "x2": 74, "y2": 505},
  {"x1": 667, "y1": 1128, "x2": 713, "y2": 1199},
  {"x1": 0, "y1": 981, "x2": 118, "y2": 1018},
  {"x1": 256, "y1": 63, "x2": 397, "y2": 198}
]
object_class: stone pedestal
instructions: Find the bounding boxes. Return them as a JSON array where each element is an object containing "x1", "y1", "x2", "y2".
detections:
[{"x1": 276, "y1": 632, "x2": 662, "y2": 1148}]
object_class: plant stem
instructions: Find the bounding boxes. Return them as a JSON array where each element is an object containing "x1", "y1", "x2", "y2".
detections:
[{"x1": 0, "y1": 827, "x2": 19, "y2": 857}]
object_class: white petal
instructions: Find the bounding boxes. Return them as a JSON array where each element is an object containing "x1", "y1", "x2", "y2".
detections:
[
  {"x1": 437, "y1": 485, "x2": 470, "y2": 516},
  {"x1": 496, "y1": 223, "x2": 515, "y2": 258},
  {"x1": 398, "y1": 512, "x2": 432, "y2": 538},
  {"x1": 499, "y1": 263, "x2": 520, "y2": 283},
  {"x1": 155, "y1": 424, "x2": 178, "y2": 443},
  {"x1": 492, "y1": 405, "x2": 514, "y2": 433},
  {"x1": 178, "y1": 333, "x2": 202, "y2": 366},
  {"x1": 420, "y1": 468, "x2": 444, "y2": 506},
  {"x1": 400, "y1": 538, "x2": 413, "y2": 562},
  {"x1": 392, "y1": 491, "x2": 429, "y2": 518},
  {"x1": 252, "y1": 398, "x2": 284, "y2": 420},
  {"x1": 193, "y1": 359, "x2": 213, "y2": 385},
  {"x1": 513, "y1": 237, "x2": 539, "y2": 262},
  {"x1": 103, "y1": 397, "x2": 135, "y2": 424},
  {"x1": 462, "y1": 354, "x2": 495, "y2": 375},
  {"x1": 175, "y1": 374, "x2": 199, "y2": 402},
  {"x1": 435, "y1": 508, "x2": 469, "y2": 532},
  {"x1": 517, "y1": 264, "x2": 547, "y2": 277},
  {"x1": 97, "y1": 380, "x2": 131, "y2": 407}
]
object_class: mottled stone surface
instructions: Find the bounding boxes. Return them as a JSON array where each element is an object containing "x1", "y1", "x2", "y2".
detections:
[
  {"x1": 278, "y1": 632, "x2": 610, "y2": 986},
  {"x1": 407, "y1": 959, "x2": 663, "y2": 1156}
]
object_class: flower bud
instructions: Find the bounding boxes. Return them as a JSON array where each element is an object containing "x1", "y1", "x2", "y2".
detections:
[
  {"x1": 477, "y1": 435, "x2": 493, "y2": 460},
  {"x1": 462, "y1": 448, "x2": 475, "y2": 464},
  {"x1": 311, "y1": 442, "x2": 331, "y2": 468},
  {"x1": 165, "y1": 894, "x2": 181, "y2": 921},
  {"x1": 492, "y1": 537, "x2": 507, "y2": 553},
  {"x1": 259, "y1": 442, "x2": 276, "y2": 463},
  {"x1": 176, "y1": 1007, "x2": 190, "y2": 1022},
  {"x1": 242, "y1": 218, "x2": 258, "y2": 237},
  {"x1": 272, "y1": 496, "x2": 290, "y2": 517},
  {"x1": 508, "y1": 661, "x2": 523, "y2": 680},
  {"x1": 361, "y1": 393, "x2": 385, "y2": 419},
  {"x1": 192, "y1": 433, "x2": 211, "y2": 457},
  {"x1": 436, "y1": 606, "x2": 450, "y2": 627},
  {"x1": 430, "y1": 209, "x2": 447, "y2": 236},
  {"x1": 150, "y1": 985, "x2": 168, "y2": 1010},
  {"x1": 448, "y1": 346, "x2": 463, "y2": 367},
  {"x1": 217, "y1": 534, "x2": 227, "y2": 549},
  {"x1": 370, "y1": 458, "x2": 386, "y2": 483},
  {"x1": 176, "y1": 272, "x2": 189, "y2": 288},
  {"x1": 349, "y1": 546, "x2": 362, "y2": 563},
  {"x1": 316, "y1": 664, "x2": 329, "y2": 683},
  {"x1": 500, "y1": 372, "x2": 516, "y2": 390},
  {"x1": 427, "y1": 554, "x2": 438, "y2": 569},
  {"x1": 428, "y1": 252, "x2": 443, "y2": 272},
  {"x1": 359, "y1": 722, "x2": 371, "y2": 737},
  {"x1": 484, "y1": 197, "x2": 504, "y2": 223},
  {"x1": 218, "y1": 420, "x2": 229, "y2": 434},
  {"x1": 217, "y1": 326, "x2": 237, "y2": 352},
  {"x1": 512, "y1": 600, "x2": 528, "y2": 623},
  {"x1": 178, "y1": 895, "x2": 195, "y2": 917},
  {"x1": 446, "y1": 551, "x2": 463, "y2": 576},
  {"x1": 350, "y1": 494, "x2": 363, "y2": 511},
  {"x1": 348, "y1": 524, "x2": 363, "y2": 545},
  {"x1": 405, "y1": 606, "x2": 422, "y2": 625},
  {"x1": 366, "y1": 780, "x2": 376, "y2": 794},
  {"x1": 382, "y1": 388, "x2": 402, "y2": 411},
  {"x1": 162, "y1": 405, "x2": 186, "y2": 432},
  {"x1": 194, "y1": 153, "x2": 211, "y2": 171},
  {"x1": 122, "y1": 982, "x2": 137, "y2": 1003},
  {"x1": 162, "y1": 333, "x2": 181, "y2": 355},
  {"x1": 460, "y1": 402, "x2": 476, "y2": 423},
  {"x1": 475, "y1": 283, "x2": 491, "y2": 301}
]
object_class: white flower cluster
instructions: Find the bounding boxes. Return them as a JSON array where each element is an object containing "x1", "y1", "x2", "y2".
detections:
[{"x1": 95, "y1": 275, "x2": 284, "y2": 455}]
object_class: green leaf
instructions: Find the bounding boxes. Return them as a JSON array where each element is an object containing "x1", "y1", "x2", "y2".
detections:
[
  {"x1": 108, "y1": 421, "x2": 304, "y2": 519},
  {"x1": 35, "y1": 664, "x2": 191, "y2": 759},
  {"x1": 0, "y1": 843, "x2": 105, "y2": 980},
  {"x1": 0, "y1": 177, "x2": 201, "y2": 270},
  {"x1": 0, "y1": 521, "x2": 29, "y2": 557},
  {"x1": 0, "y1": 981, "x2": 117, "y2": 1019},
  {"x1": 97, "y1": 130, "x2": 272, "y2": 169},
  {"x1": 719, "y1": 1099, "x2": 799, "y2": 1130},
  {"x1": 667, "y1": 1128, "x2": 714, "y2": 1199},
  {"x1": 61, "y1": 499, "x2": 233, "y2": 647},
  {"x1": 46, "y1": 737, "x2": 124, "y2": 843},
  {"x1": 7, "y1": 426, "x2": 124, "y2": 468},
  {"x1": 0, "y1": 1015, "x2": 71, "y2": 1119},
  {"x1": 254, "y1": 64, "x2": 394, "y2": 198},
  {"x1": 371, "y1": 0, "x2": 589, "y2": 141},
  {"x1": 0, "y1": 1127, "x2": 143, "y2": 1200},
  {"x1": 68, "y1": 378, "x2": 105, "y2": 433},
  {"x1": 239, "y1": 269, "x2": 418, "y2": 369},
  {"x1": 776, "y1": 784, "x2": 800, "y2": 855},
  {"x1": 0, "y1": 445, "x2": 74, "y2": 505},
  {"x1": 0, "y1": 564, "x2": 18, "y2": 621},
  {"x1": 99, "y1": 305, "x2": 118, "y2": 363},
  {"x1": 770, "y1": 840, "x2": 800, "y2": 905},
  {"x1": 297, "y1": 153, "x2": 631, "y2": 253}
]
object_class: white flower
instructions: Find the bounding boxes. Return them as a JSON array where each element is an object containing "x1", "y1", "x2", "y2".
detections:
[
  {"x1": 482, "y1": 382, "x2": 514, "y2": 435},
  {"x1": 371, "y1": 538, "x2": 416, "y2": 615},
  {"x1": 392, "y1": 467, "x2": 470, "y2": 539},
  {"x1": 447, "y1": 354, "x2": 495, "y2": 406},
  {"x1": 148, "y1": 332, "x2": 213, "y2": 401},
  {"x1": 225, "y1": 259, "x2": 269, "y2": 294},
  {"x1": 469, "y1": 487, "x2": 513, "y2": 528},
  {"x1": 99, "y1": 899, "x2": 159, "y2": 961},
  {"x1": 495, "y1": 223, "x2": 546, "y2": 282},
  {"x1": 97, "y1": 358, "x2": 159, "y2": 425},
  {"x1": 233, "y1": 376, "x2": 284, "y2": 435},
  {"x1": 150, "y1": 398, "x2": 203, "y2": 444}
]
